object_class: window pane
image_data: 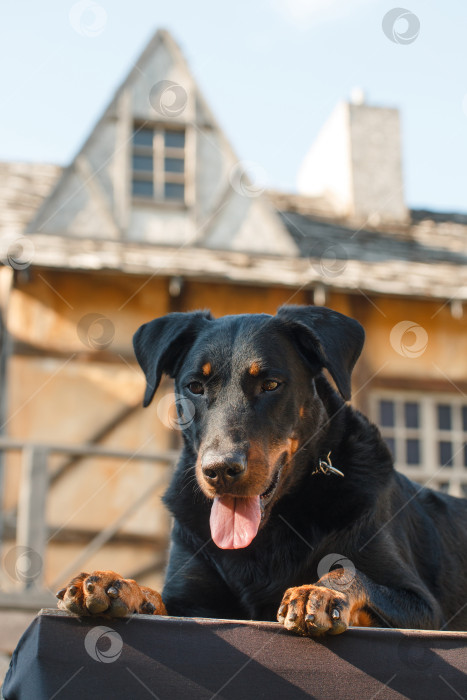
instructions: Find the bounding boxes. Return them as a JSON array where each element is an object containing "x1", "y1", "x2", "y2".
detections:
[
  {"x1": 462, "y1": 484, "x2": 467, "y2": 499},
  {"x1": 164, "y1": 182, "x2": 184, "y2": 200},
  {"x1": 437, "y1": 404, "x2": 451, "y2": 431},
  {"x1": 165, "y1": 130, "x2": 185, "y2": 148},
  {"x1": 404, "y1": 402, "x2": 419, "y2": 429},
  {"x1": 462, "y1": 406, "x2": 467, "y2": 432},
  {"x1": 439, "y1": 441, "x2": 453, "y2": 467},
  {"x1": 133, "y1": 128, "x2": 153, "y2": 147},
  {"x1": 165, "y1": 157, "x2": 184, "y2": 173},
  {"x1": 384, "y1": 437, "x2": 396, "y2": 460},
  {"x1": 464, "y1": 442, "x2": 467, "y2": 468},
  {"x1": 380, "y1": 400, "x2": 395, "y2": 427},
  {"x1": 438, "y1": 482, "x2": 450, "y2": 494},
  {"x1": 132, "y1": 155, "x2": 153, "y2": 172},
  {"x1": 406, "y1": 439, "x2": 420, "y2": 465},
  {"x1": 132, "y1": 179, "x2": 153, "y2": 197}
]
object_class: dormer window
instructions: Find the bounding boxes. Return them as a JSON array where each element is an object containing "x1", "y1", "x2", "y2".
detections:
[{"x1": 132, "y1": 125, "x2": 185, "y2": 202}]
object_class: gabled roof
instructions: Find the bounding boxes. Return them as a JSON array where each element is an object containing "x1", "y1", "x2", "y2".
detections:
[
  {"x1": 24, "y1": 30, "x2": 297, "y2": 257},
  {"x1": 0, "y1": 161, "x2": 61, "y2": 238},
  {"x1": 0, "y1": 29, "x2": 466, "y2": 301}
]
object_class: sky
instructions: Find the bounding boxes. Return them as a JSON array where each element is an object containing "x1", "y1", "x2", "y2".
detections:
[{"x1": 1, "y1": 0, "x2": 466, "y2": 213}]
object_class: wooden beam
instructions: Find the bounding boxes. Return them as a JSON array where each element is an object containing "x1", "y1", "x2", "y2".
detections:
[
  {"x1": 11, "y1": 339, "x2": 135, "y2": 363},
  {"x1": 0, "y1": 437, "x2": 179, "y2": 463},
  {"x1": 16, "y1": 233, "x2": 467, "y2": 301},
  {"x1": 370, "y1": 375, "x2": 467, "y2": 395},
  {"x1": 2, "y1": 523, "x2": 168, "y2": 547},
  {"x1": 0, "y1": 592, "x2": 56, "y2": 611}
]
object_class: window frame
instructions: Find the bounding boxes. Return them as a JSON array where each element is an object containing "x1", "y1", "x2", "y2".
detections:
[
  {"x1": 131, "y1": 122, "x2": 189, "y2": 205},
  {"x1": 369, "y1": 390, "x2": 467, "y2": 498}
]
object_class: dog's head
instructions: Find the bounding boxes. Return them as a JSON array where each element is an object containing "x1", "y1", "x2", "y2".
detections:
[{"x1": 133, "y1": 305, "x2": 364, "y2": 550}]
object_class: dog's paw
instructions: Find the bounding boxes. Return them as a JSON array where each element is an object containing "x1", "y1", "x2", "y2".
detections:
[
  {"x1": 277, "y1": 584, "x2": 350, "y2": 636},
  {"x1": 56, "y1": 570, "x2": 167, "y2": 618}
]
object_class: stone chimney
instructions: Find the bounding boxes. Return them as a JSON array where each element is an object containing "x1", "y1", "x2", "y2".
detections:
[{"x1": 297, "y1": 94, "x2": 408, "y2": 224}]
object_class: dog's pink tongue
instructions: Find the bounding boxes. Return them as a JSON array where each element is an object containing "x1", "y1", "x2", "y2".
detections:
[{"x1": 210, "y1": 496, "x2": 261, "y2": 549}]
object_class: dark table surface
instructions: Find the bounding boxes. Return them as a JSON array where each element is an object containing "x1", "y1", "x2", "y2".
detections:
[{"x1": 2, "y1": 609, "x2": 467, "y2": 699}]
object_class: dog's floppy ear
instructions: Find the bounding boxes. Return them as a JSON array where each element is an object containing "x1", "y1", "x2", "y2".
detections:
[
  {"x1": 275, "y1": 305, "x2": 365, "y2": 401},
  {"x1": 133, "y1": 310, "x2": 213, "y2": 407}
]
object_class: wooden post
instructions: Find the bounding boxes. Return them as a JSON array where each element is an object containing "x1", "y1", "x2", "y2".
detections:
[
  {"x1": 0, "y1": 311, "x2": 9, "y2": 545},
  {"x1": 16, "y1": 447, "x2": 49, "y2": 590},
  {"x1": 0, "y1": 266, "x2": 14, "y2": 546}
]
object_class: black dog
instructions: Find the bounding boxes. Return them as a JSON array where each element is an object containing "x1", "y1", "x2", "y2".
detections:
[{"x1": 58, "y1": 306, "x2": 467, "y2": 635}]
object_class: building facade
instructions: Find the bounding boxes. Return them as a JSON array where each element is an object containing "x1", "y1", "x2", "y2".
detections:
[{"x1": 0, "y1": 30, "x2": 466, "y2": 608}]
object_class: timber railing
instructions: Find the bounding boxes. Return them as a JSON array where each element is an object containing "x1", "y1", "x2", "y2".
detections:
[{"x1": 0, "y1": 437, "x2": 179, "y2": 610}]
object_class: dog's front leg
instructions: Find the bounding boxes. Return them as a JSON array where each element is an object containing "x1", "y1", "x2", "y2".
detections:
[
  {"x1": 56, "y1": 570, "x2": 167, "y2": 618},
  {"x1": 277, "y1": 568, "x2": 359, "y2": 636},
  {"x1": 277, "y1": 568, "x2": 441, "y2": 636}
]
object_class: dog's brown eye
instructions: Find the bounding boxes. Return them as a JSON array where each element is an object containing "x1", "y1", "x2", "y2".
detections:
[
  {"x1": 261, "y1": 380, "x2": 279, "y2": 392},
  {"x1": 187, "y1": 381, "x2": 204, "y2": 395}
]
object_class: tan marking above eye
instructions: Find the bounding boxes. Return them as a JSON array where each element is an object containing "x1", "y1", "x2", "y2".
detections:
[
  {"x1": 288, "y1": 437, "x2": 299, "y2": 454},
  {"x1": 299, "y1": 406, "x2": 305, "y2": 419},
  {"x1": 249, "y1": 361, "x2": 261, "y2": 376},
  {"x1": 202, "y1": 362, "x2": 211, "y2": 376}
]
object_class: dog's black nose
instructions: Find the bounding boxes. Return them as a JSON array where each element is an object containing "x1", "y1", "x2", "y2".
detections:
[{"x1": 201, "y1": 452, "x2": 247, "y2": 486}]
